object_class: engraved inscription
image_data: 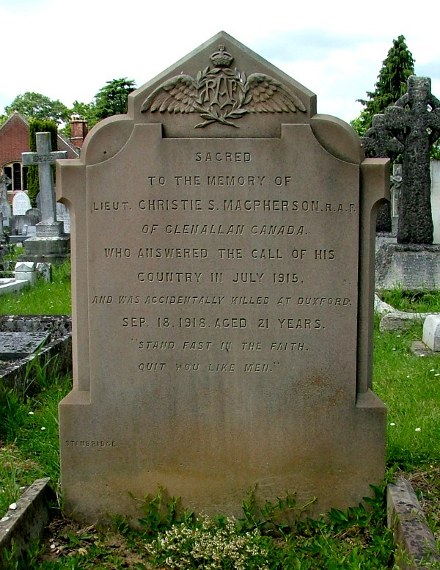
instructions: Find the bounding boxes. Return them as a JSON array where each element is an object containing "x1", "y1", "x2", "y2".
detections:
[{"x1": 88, "y1": 137, "x2": 358, "y2": 383}]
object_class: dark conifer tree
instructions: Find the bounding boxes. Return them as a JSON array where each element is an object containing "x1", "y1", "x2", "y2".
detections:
[{"x1": 353, "y1": 35, "x2": 415, "y2": 135}]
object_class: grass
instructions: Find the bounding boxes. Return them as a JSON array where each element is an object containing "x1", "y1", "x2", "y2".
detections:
[
  {"x1": 0, "y1": 284, "x2": 439, "y2": 568},
  {"x1": 0, "y1": 360, "x2": 69, "y2": 517},
  {"x1": 379, "y1": 288, "x2": 440, "y2": 313},
  {"x1": 0, "y1": 259, "x2": 71, "y2": 315},
  {"x1": 373, "y1": 319, "x2": 440, "y2": 467}
]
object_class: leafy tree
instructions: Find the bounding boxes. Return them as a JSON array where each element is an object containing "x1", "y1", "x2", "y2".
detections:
[
  {"x1": 352, "y1": 35, "x2": 415, "y2": 135},
  {"x1": 60, "y1": 100, "x2": 97, "y2": 137},
  {"x1": 93, "y1": 78, "x2": 136, "y2": 120},
  {"x1": 71, "y1": 100, "x2": 96, "y2": 125},
  {"x1": 27, "y1": 119, "x2": 58, "y2": 207},
  {"x1": 4, "y1": 92, "x2": 70, "y2": 125}
]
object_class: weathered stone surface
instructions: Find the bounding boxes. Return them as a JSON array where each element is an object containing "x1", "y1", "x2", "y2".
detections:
[
  {"x1": 0, "y1": 171, "x2": 11, "y2": 228},
  {"x1": 376, "y1": 243, "x2": 440, "y2": 290},
  {"x1": 362, "y1": 114, "x2": 403, "y2": 234},
  {"x1": 387, "y1": 477, "x2": 440, "y2": 569},
  {"x1": 21, "y1": 132, "x2": 69, "y2": 262},
  {"x1": 14, "y1": 261, "x2": 37, "y2": 284},
  {"x1": 0, "y1": 478, "x2": 55, "y2": 568},
  {"x1": 58, "y1": 31, "x2": 388, "y2": 523},
  {"x1": 0, "y1": 331, "x2": 49, "y2": 360},
  {"x1": 384, "y1": 77, "x2": 440, "y2": 245},
  {"x1": 0, "y1": 316, "x2": 72, "y2": 392},
  {"x1": 379, "y1": 312, "x2": 428, "y2": 332}
]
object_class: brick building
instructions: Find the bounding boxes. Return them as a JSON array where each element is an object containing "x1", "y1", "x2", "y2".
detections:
[{"x1": 0, "y1": 112, "x2": 87, "y2": 201}]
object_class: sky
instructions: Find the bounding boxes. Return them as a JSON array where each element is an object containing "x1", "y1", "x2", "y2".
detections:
[{"x1": 1, "y1": 0, "x2": 440, "y2": 124}]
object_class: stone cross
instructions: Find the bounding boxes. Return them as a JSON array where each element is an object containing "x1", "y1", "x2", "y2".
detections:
[
  {"x1": 0, "y1": 170, "x2": 11, "y2": 228},
  {"x1": 361, "y1": 114, "x2": 403, "y2": 160},
  {"x1": 22, "y1": 132, "x2": 67, "y2": 226},
  {"x1": 383, "y1": 76, "x2": 440, "y2": 244}
]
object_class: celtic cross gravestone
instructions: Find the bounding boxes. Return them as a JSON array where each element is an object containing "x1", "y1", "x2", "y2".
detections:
[{"x1": 384, "y1": 76, "x2": 440, "y2": 244}]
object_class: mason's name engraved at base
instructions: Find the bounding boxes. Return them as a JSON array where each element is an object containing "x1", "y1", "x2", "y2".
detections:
[{"x1": 65, "y1": 440, "x2": 116, "y2": 448}]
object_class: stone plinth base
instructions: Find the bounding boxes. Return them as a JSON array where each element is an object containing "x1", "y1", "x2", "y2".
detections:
[
  {"x1": 36, "y1": 220, "x2": 64, "y2": 238},
  {"x1": 21, "y1": 235, "x2": 70, "y2": 264},
  {"x1": 375, "y1": 243, "x2": 440, "y2": 290}
]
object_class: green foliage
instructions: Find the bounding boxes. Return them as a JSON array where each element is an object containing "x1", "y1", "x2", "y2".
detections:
[
  {"x1": 380, "y1": 288, "x2": 440, "y2": 313},
  {"x1": 352, "y1": 35, "x2": 415, "y2": 135},
  {"x1": 0, "y1": 362, "x2": 71, "y2": 518},
  {"x1": 431, "y1": 141, "x2": 440, "y2": 161},
  {"x1": 60, "y1": 100, "x2": 98, "y2": 138},
  {"x1": 26, "y1": 119, "x2": 58, "y2": 206},
  {"x1": 93, "y1": 77, "x2": 136, "y2": 121},
  {"x1": 4, "y1": 92, "x2": 70, "y2": 125},
  {"x1": 238, "y1": 488, "x2": 313, "y2": 537},
  {"x1": 373, "y1": 319, "x2": 440, "y2": 468},
  {"x1": 146, "y1": 514, "x2": 269, "y2": 569},
  {"x1": 135, "y1": 486, "x2": 194, "y2": 537}
]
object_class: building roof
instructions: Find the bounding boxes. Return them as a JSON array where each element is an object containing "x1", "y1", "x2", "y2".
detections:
[{"x1": 0, "y1": 112, "x2": 80, "y2": 166}]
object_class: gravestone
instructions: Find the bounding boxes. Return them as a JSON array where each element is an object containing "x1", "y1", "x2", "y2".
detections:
[
  {"x1": 21, "y1": 133, "x2": 70, "y2": 261},
  {"x1": 423, "y1": 315, "x2": 440, "y2": 351},
  {"x1": 58, "y1": 32, "x2": 388, "y2": 523},
  {"x1": 56, "y1": 202, "x2": 71, "y2": 233},
  {"x1": 384, "y1": 76, "x2": 440, "y2": 244},
  {"x1": 431, "y1": 161, "x2": 440, "y2": 244},
  {"x1": 0, "y1": 171, "x2": 11, "y2": 229},
  {"x1": 390, "y1": 164, "x2": 402, "y2": 235},
  {"x1": 12, "y1": 191, "x2": 31, "y2": 217},
  {"x1": 361, "y1": 114, "x2": 403, "y2": 233},
  {"x1": 0, "y1": 331, "x2": 49, "y2": 360}
]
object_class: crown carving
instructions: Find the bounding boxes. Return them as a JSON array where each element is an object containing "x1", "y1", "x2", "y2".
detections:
[{"x1": 209, "y1": 45, "x2": 234, "y2": 68}]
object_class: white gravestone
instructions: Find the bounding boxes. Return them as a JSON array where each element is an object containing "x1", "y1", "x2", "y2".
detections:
[
  {"x1": 12, "y1": 191, "x2": 31, "y2": 216},
  {"x1": 56, "y1": 202, "x2": 71, "y2": 233},
  {"x1": 423, "y1": 315, "x2": 440, "y2": 351}
]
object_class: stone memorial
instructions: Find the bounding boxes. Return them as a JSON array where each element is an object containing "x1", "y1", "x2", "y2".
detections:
[
  {"x1": 422, "y1": 315, "x2": 440, "y2": 352},
  {"x1": 0, "y1": 171, "x2": 11, "y2": 229},
  {"x1": 58, "y1": 32, "x2": 389, "y2": 523},
  {"x1": 21, "y1": 133, "x2": 69, "y2": 261},
  {"x1": 56, "y1": 202, "x2": 71, "y2": 233},
  {"x1": 384, "y1": 77, "x2": 440, "y2": 245},
  {"x1": 12, "y1": 191, "x2": 31, "y2": 217}
]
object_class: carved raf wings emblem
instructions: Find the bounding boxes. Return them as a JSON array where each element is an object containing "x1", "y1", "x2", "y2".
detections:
[{"x1": 141, "y1": 45, "x2": 306, "y2": 128}]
